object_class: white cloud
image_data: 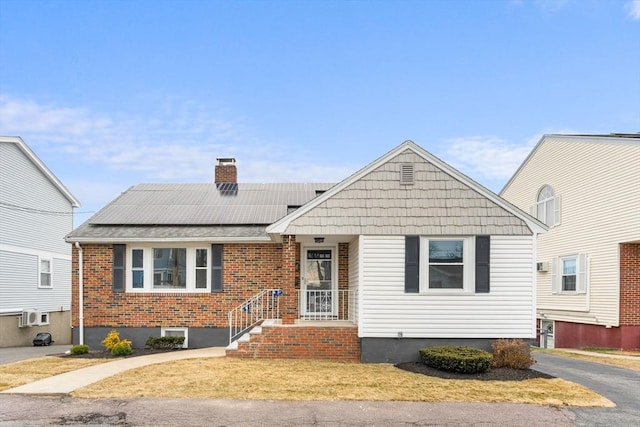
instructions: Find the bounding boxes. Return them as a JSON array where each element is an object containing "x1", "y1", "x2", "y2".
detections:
[
  {"x1": 625, "y1": 0, "x2": 640, "y2": 19},
  {"x1": 441, "y1": 135, "x2": 539, "y2": 184},
  {"x1": 0, "y1": 94, "x2": 350, "y2": 183},
  {"x1": 534, "y1": 0, "x2": 569, "y2": 13},
  {"x1": 0, "y1": 94, "x2": 356, "y2": 222}
]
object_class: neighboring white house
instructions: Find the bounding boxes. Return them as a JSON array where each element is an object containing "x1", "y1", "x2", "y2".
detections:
[
  {"x1": 0, "y1": 136, "x2": 80, "y2": 347},
  {"x1": 501, "y1": 133, "x2": 640, "y2": 350}
]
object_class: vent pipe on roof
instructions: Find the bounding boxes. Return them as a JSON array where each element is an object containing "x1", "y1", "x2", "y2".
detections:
[{"x1": 215, "y1": 158, "x2": 237, "y2": 184}]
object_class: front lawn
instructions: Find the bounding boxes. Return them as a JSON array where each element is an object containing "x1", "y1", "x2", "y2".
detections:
[{"x1": 69, "y1": 357, "x2": 611, "y2": 407}]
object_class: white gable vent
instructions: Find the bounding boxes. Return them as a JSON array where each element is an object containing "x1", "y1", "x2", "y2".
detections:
[{"x1": 400, "y1": 164, "x2": 414, "y2": 185}]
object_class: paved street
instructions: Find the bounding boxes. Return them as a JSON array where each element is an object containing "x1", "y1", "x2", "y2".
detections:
[
  {"x1": 0, "y1": 396, "x2": 574, "y2": 427},
  {"x1": 533, "y1": 352, "x2": 640, "y2": 427},
  {"x1": 1, "y1": 347, "x2": 638, "y2": 426}
]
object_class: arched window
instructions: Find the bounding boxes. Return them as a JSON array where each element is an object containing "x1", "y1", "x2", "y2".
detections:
[{"x1": 535, "y1": 185, "x2": 560, "y2": 226}]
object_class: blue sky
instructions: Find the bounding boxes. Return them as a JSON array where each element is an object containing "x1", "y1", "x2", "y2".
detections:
[{"x1": 1, "y1": 0, "x2": 639, "y2": 225}]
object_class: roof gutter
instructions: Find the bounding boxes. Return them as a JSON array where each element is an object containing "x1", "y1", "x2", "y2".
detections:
[{"x1": 65, "y1": 236, "x2": 273, "y2": 244}]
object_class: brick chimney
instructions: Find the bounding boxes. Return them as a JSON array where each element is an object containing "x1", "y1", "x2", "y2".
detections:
[{"x1": 215, "y1": 158, "x2": 237, "y2": 184}]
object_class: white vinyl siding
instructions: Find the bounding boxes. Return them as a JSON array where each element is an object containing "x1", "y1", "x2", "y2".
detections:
[
  {"x1": 0, "y1": 142, "x2": 75, "y2": 255},
  {"x1": 358, "y1": 235, "x2": 535, "y2": 339},
  {"x1": 0, "y1": 249, "x2": 72, "y2": 313},
  {"x1": 0, "y1": 140, "x2": 74, "y2": 321},
  {"x1": 501, "y1": 136, "x2": 640, "y2": 326}
]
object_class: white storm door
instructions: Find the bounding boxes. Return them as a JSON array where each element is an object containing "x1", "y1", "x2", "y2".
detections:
[{"x1": 302, "y1": 248, "x2": 336, "y2": 317}]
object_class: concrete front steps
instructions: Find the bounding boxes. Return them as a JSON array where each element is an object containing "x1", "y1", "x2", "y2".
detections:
[{"x1": 226, "y1": 319, "x2": 360, "y2": 362}]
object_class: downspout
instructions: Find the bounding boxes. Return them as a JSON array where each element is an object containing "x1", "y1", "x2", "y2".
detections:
[{"x1": 74, "y1": 242, "x2": 84, "y2": 345}]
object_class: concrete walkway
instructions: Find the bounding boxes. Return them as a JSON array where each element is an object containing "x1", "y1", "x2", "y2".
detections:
[{"x1": 1, "y1": 347, "x2": 225, "y2": 395}]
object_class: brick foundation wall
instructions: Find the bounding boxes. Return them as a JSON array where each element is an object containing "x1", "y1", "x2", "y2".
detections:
[
  {"x1": 72, "y1": 242, "x2": 288, "y2": 329},
  {"x1": 620, "y1": 243, "x2": 640, "y2": 326},
  {"x1": 229, "y1": 323, "x2": 360, "y2": 362},
  {"x1": 552, "y1": 320, "x2": 640, "y2": 350}
]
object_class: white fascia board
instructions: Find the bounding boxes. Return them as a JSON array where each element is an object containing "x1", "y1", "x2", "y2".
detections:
[
  {"x1": 2, "y1": 136, "x2": 81, "y2": 207},
  {"x1": 267, "y1": 139, "x2": 547, "y2": 236}
]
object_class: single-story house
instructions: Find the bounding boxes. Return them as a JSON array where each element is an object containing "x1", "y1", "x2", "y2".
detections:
[
  {"x1": 501, "y1": 133, "x2": 639, "y2": 350},
  {"x1": 66, "y1": 140, "x2": 546, "y2": 362}
]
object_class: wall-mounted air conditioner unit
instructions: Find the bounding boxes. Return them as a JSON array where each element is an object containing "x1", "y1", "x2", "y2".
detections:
[
  {"x1": 20, "y1": 310, "x2": 40, "y2": 327},
  {"x1": 536, "y1": 262, "x2": 549, "y2": 272}
]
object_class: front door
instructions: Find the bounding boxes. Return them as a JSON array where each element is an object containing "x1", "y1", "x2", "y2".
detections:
[{"x1": 302, "y1": 248, "x2": 335, "y2": 317}]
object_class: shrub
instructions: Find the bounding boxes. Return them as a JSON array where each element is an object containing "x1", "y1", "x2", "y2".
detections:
[
  {"x1": 491, "y1": 338, "x2": 535, "y2": 369},
  {"x1": 70, "y1": 344, "x2": 89, "y2": 355},
  {"x1": 111, "y1": 339, "x2": 133, "y2": 356},
  {"x1": 101, "y1": 330, "x2": 122, "y2": 351},
  {"x1": 420, "y1": 346, "x2": 493, "y2": 374},
  {"x1": 145, "y1": 336, "x2": 185, "y2": 349}
]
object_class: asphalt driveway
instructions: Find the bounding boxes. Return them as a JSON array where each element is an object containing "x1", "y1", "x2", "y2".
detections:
[
  {"x1": 0, "y1": 345, "x2": 69, "y2": 365},
  {"x1": 533, "y1": 352, "x2": 640, "y2": 427}
]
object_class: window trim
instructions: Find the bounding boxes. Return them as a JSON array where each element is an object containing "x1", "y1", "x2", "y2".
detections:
[
  {"x1": 161, "y1": 327, "x2": 188, "y2": 348},
  {"x1": 125, "y1": 244, "x2": 211, "y2": 292},
  {"x1": 533, "y1": 185, "x2": 561, "y2": 227},
  {"x1": 39, "y1": 312, "x2": 50, "y2": 325},
  {"x1": 419, "y1": 237, "x2": 475, "y2": 293},
  {"x1": 551, "y1": 254, "x2": 588, "y2": 294},
  {"x1": 38, "y1": 258, "x2": 52, "y2": 288}
]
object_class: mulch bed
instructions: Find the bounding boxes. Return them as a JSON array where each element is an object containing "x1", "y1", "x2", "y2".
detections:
[
  {"x1": 395, "y1": 362, "x2": 555, "y2": 381},
  {"x1": 59, "y1": 348, "x2": 185, "y2": 359}
]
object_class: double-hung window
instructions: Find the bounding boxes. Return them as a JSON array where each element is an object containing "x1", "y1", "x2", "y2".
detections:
[
  {"x1": 126, "y1": 245, "x2": 211, "y2": 292},
  {"x1": 552, "y1": 254, "x2": 588, "y2": 294},
  {"x1": 427, "y1": 239, "x2": 465, "y2": 289},
  {"x1": 39, "y1": 258, "x2": 52, "y2": 288},
  {"x1": 418, "y1": 237, "x2": 474, "y2": 292}
]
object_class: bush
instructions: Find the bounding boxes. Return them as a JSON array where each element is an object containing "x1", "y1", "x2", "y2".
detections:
[
  {"x1": 101, "y1": 330, "x2": 122, "y2": 351},
  {"x1": 145, "y1": 336, "x2": 185, "y2": 349},
  {"x1": 420, "y1": 346, "x2": 493, "y2": 374},
  {"x1": 70, "y1": 344, "x2": 89, "y2": 355},
  {"x1": 491, "y1": 338, "x2": 535, "y2": 369},
  {"x1": 111, "y1": 339, "x2": 133, "y2": 356}
]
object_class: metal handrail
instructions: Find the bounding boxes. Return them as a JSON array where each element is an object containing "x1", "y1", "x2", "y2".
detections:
[
  {"x1": 228, "y1": 289, "x2": 282, "y2": 344},
  {"x1": 297, "y1": 289, "x2": 351, "y2": 321}
]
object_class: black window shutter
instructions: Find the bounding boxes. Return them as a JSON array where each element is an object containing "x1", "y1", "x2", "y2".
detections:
[
  {"x1": 405, "y1": 236, "x2": 420, "y2": 293},
  {"x1": 112, "y1": 244, "x2": 125, "y2": 293},
  {"x1": 475, "y1": 236, "x2": 490, "y2": 293},
  {"x1": 211, "y1": 244, "x2": 223, "y2": 292}
]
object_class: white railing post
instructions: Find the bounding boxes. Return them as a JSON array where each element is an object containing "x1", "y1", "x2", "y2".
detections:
[{"x1": 228, "y1": 288, "x2": 284, "y2": 344}]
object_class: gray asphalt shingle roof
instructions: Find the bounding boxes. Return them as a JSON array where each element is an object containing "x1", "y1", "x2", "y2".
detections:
[{"x1": 67, "y1": 183, "x2": 334, "y2": 241}]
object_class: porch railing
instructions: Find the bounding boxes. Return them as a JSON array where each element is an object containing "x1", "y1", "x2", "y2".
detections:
[
  {"x1": 228, "y1": 289, "x2": 282, "y2": 344},
  {"x1": 228, "y1": 289, "x2": 353, "y2": 344},
  {"x1": 297, "y1": 290, "x2": 352, "y2": 321}
]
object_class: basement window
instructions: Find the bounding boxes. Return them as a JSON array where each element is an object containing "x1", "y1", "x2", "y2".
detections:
[{"x1": 161, "y1": 327, "x2": 188, "y2": 348}]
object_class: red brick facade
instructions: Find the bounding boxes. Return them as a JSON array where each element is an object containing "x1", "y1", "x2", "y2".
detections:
[
  {"x1": 72, "y1": 241, "x2": 296, "y2": 329},
  {"x1": 620, "y1": 243, "x2": 640, "y2": 326},
  {"x1": 228, "y1": 322, "x2": 360, "y2": 362},
  {"x1": 619, "y1": 243, "x2": 640, "y2": 349},
  {"x1": 71, "y1": 238, "x2": 360, "y2": 357}
]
